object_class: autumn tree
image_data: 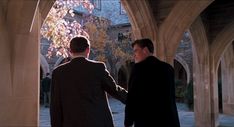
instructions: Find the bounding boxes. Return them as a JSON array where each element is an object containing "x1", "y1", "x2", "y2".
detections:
[
  {"x1": 41, "y1": 0, "x2": 94, "y2": 58},
  {"x1": 41, "y1": 0, "x2": 133, "y2": 80}
]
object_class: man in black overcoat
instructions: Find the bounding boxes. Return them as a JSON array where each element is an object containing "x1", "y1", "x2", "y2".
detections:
[{"x1": 124, "y1": 38, "x2": 180, "y2": 127}]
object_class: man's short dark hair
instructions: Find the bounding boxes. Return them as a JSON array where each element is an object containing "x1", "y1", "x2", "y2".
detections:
[
  {"x1": 131, "y1": 38, "x2": 154, "y2": 53},
  {"x1": 69, "y1": 36, "x2": 90, "y2": 53}
]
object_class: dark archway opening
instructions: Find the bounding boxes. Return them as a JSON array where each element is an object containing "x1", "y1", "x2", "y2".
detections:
[
  {"x1": 218, "y1": 63, "x2": 223, "y2": 113},
  {"x1": 174, "y1": 60, "x2": 187, "y2": 103}
]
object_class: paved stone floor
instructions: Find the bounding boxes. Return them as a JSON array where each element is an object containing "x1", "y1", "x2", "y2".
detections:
[{"x1": 40, "y1": 97, "x2": 234, "y2": 127}]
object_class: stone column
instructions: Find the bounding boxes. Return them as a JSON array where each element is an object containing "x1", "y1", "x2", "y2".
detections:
[
  {"x1": 190, "y1": 17, "x2": 218, "y2": 127},
  {"x1": 222, "y1": 45, "x2": 234, "y2": 115},
  {"x1": 0, "y1": 1, "x2": 40, "y2": 126}
]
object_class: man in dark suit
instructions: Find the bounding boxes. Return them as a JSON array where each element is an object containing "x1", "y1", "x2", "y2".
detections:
[
  {"x1": 124, "y1": 38, "x2": 180, "y2": 127},
  {"x1": 41, "y1": 73, "x2": 51, "y2": 107},
  {"x1": 50, "y1": 36, "x2": 127, "y2": 127}
]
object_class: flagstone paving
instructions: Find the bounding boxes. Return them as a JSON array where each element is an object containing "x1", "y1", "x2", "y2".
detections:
[{"x1": 40, "y1": 97, "x2": 234, "y2": 127}]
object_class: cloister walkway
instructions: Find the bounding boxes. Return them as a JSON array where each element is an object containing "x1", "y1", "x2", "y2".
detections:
[{"x1": 40, "y1": 97, "x2": 234, "y2": 127}]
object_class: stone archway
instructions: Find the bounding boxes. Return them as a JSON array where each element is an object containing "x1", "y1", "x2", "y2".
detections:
[
  {"x1": 0, "y1": 0, "x2": 55, "y2": 126},
  {"x1": 40, "y1": 54, "x2": 50, "y2": 78},
  {"x1": 174, "y1": 58, "x2": 189, "y2": 103},
  {"x1": 221, "y1": 42, "x2": 234, "y2": 115},
  {"x1": 40, "y1": 54, "x2": 50, "y2": 106},
  {"x1": 2, "y1": 0, "x2": 234, "y2": 127},
  {"x1": 175, "y1": 55, "x2": 191, "y2": 84}
]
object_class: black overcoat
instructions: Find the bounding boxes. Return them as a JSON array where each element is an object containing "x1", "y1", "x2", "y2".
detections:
[{"x1": 125, "y1": 56, "x2": 180, "y2": 127}]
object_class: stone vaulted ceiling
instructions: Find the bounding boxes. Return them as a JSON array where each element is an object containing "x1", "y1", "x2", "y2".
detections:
[{"x1": 148, "y1": 0, "x2": 234, "y2": 44}]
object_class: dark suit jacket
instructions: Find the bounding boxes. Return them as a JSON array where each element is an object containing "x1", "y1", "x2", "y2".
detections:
[
  {"x1": 42, "y1": 76, "x2": 51, "y2": 92},
  {"x1": 50, "y1": 57, "x2": 127, "y2": 127},
  {"x1": 125, "y1": 56, "x2": 180, "y2": 127}
]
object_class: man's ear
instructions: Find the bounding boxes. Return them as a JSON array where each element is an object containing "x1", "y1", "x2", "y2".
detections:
[
  {"x1": 143, "y1": 47, "x2": 150, "y2": 54},
  {"x1": 85, "y1": 47, "x2": 90, "y2": 55},
  {"x1": 86, "y1": 47, "x2": 90, "y2": 52}
]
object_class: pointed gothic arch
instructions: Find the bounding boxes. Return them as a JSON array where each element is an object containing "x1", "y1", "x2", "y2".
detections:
[
  {"x1": 40, "y1": 54, "x2": 50, "y2": 77},
  {"x1": 174, "y1": 55, "x2": 191, "y2": 84}
]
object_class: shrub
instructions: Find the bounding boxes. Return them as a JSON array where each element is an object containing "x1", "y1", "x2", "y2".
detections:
[
  {"x1": 184, "y1": 81, "x2": 194, "y2": 110},
  {"x1": 175, "y1": 79, "x2": 185, "y2": 102}
]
